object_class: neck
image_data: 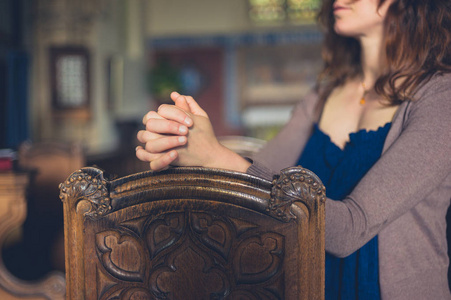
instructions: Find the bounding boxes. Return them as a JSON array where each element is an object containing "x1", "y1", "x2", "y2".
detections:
[{"x1": 359, "y1": 35, "x2": 386, "y2": 86}]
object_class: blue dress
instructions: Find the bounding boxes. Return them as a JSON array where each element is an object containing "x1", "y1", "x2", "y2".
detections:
[{"x1": 297, "y1": 122, "x2": 391, "y2": 300}]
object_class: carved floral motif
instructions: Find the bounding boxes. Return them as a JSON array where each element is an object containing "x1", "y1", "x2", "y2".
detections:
[
  {"x1": 146, "y1": 213, "x2": 185, "y2": 258},
  {"x1": 149, "y1": 244, "x2": 228, "y2": 299},
  {"x1": 59, "y1": 168, "x2": 111, "y2": 219},
  {"x1": 94, "y1": 212, "x2": 285, "y2": 299},
  {"x1": 96, "y1": 230, "x2": 145, "y2": 282},
  {"x1": 269, "y1": 167, "x2": 326, "y2": 222},
  {"x1": 233, "y1": 233, "x2": 284, "y2": 285},
  {"x1": 191, "y1": 213, "x2": 232, "y2": 260}
]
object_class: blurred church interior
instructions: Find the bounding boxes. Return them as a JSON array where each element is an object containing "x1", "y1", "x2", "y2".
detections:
[{"x1": 0, "y1": 0, "x2": 325, "y2": 293}]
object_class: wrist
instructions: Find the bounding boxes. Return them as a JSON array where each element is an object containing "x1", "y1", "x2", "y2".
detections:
[{"x1": 205, "y1": 144, "x2": 251, "y2": 173}]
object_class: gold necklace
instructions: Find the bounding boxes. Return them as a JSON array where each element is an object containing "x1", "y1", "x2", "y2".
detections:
[{"x1": 360, "y1": 82, "x2": 369, "y2": 105}]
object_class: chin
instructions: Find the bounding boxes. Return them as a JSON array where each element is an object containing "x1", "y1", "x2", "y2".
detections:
[{"x1": 333, "y1": 24, "x2": 358, "y2": 37}]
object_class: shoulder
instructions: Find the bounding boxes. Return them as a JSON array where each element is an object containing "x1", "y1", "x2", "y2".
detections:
[
  {"x1": 404, "y1": 73, "x2": 451, "y2": 118},
  {"x1": 412, "y1": 72, "x2": 451, "y2": 102},
  {"x1": 389, "y1": 73, "x2": 451, "y2": 137},
  {"x1": 390, "y1": 73, "x2": 451, "y2": 147}
]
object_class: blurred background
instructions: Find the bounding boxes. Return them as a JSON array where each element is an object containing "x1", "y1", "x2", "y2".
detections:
[{"x1": 0, "y1": 0, "x2": 324, "y2": 290}]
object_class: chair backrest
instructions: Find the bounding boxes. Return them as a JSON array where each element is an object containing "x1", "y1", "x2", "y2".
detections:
[{"x1": 60, "y1": 166, "x2": 325, "y2": 300}]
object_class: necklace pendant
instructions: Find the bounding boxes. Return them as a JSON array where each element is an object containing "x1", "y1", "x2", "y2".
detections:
[{"x1": 360, "y1": 98, "x2": 365, "y2": 105}]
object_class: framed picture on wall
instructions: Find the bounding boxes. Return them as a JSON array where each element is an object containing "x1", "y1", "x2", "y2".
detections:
[{"x1": 49, "y1": 46, "x2": 91, "y2": 119}]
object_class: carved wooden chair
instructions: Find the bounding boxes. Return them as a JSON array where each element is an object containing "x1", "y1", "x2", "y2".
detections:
[{"x1": 60, "y1": 166, "x2": 325, "y2": 300}]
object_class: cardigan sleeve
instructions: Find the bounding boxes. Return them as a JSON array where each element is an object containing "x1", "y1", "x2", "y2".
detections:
[{"x1": 325, "y1": 74, "x2": 451, "y2": 257}]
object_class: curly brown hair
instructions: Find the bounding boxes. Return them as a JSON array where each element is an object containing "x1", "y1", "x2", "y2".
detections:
[{"x1": 316, "y1": 0, "x2": 451, "y2": 104}]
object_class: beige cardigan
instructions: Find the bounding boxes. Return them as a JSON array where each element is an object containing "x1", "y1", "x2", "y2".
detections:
[{"x1": 247, "y1": 73, "x2": 451, "y2": 299}]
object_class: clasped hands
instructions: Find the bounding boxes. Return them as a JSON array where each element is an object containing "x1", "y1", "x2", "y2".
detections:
[{"x1": 136, "y1": 92, "x2": 251, "y2": 172}]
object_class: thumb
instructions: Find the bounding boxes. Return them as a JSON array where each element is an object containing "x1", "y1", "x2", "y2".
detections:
[
  {"x1": 171, "y1": 91, "x2": 191, "y2": 112},
  {"x1": 171, "y1": 92, "x2": 208, "y2": 118},
  {"x1": 184, "y1": 96, "x2": 208, "y2": 118}
]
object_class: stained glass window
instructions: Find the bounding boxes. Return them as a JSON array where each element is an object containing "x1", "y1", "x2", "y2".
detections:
[
  {"x1": 249, "y1": 0, "x2": 286, "y2": 23},
  {"x1": 248, "y1": 0, "x2": 321, "y2": 24},
  {"x1": 287, "y1": 0, "x2": 321, "y2": 21}
]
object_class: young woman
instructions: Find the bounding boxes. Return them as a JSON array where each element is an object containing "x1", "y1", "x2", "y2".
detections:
[{"x1": 136, "y1": 0, "x2": 451, "y2": 298}]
